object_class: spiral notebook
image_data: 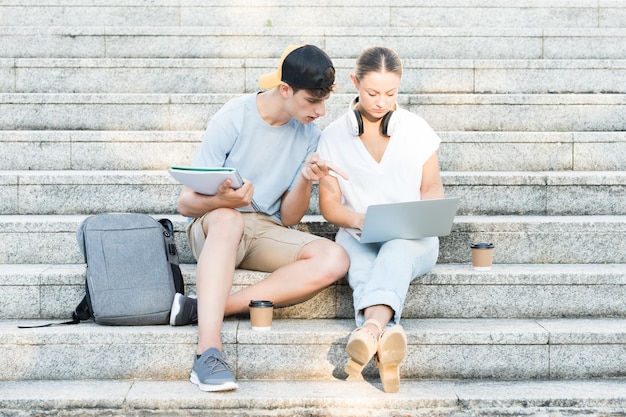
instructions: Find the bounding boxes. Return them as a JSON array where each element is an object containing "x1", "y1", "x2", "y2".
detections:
[{"x1": 168, "y1": 166, "x2": 259, "y2": 212}]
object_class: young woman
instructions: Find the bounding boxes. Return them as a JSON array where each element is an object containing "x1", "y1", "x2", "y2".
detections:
[{"x1": 317, "y1": 46, "x2": 445, "y2": 393}]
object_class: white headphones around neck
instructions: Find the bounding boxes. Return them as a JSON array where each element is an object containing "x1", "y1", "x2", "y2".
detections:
[{"x1": 347, "y1": 97, "x2": 398, "y2": 137}]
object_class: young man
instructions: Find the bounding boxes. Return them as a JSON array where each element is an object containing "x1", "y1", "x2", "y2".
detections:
[{"x1": 172, "y1": 44, "x2": 350, "y2": 392}]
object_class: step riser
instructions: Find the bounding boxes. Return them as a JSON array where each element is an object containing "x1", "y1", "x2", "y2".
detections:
[
  {"x1": 1, "y1": 217, "x2": 625, "y2": 265},
  {"x1": 2, "y1": 173, "x2": 625, "y2": 215},
  {"x1": 1, "y1": 4, "x2": 622, "y2": 29},
  {"x1": 1, "y1": 28, "x2": 625, "y2": 59},
  {"x1": 2, "y1": 94, "x2": 625, "y2": 131},
  {"x1": 0, "y1": 131, "x2": 198, "y2": 171},
  {"x1": 438, "y1": 220, "x2": 626, "y2": 264},
  {"x1": 3, "y1": 131, "x2": 625, "y2": 172},
  {"x1": 4, "y1": 60, "x2": 626, "y2": 94},
  {"x1": 4, "y1": 265, "x2": 626, "y2": 321},
  {"x1": 306, "y1": 216, "x2": 626, "y2": 265},
  {"x1": 2, "y1": 182, "x2": 180, "y2": 216},
  {"x1": 10, "y1": 282, "x2": 626, "y2": 321},
  {"x1": 449, "y1": 183, "x2": 626, "y2": 216},
  {"x1": 440, "y1": 132, "x2": 626, "y2": 172},
  {"x1": 1, "y1": 379, "x2": 626, "y2": 417},
  {"x1": 2, "y1": 319, "x2": 624, "y2": 381}
]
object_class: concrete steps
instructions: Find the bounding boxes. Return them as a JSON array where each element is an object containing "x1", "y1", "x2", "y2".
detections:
[
  {"x1": 2, "y1": 93, "x2": 626, "y2": 131},
  {"x1": 3, "y1": 58, "x2": 626, "y2": 94},
  {"x1": 4, "y1": 318, "x2": 626, "y2": 381},
  {"x1": 2, "y1": 0, "x2": 624, "y2": 29},
  {"x1": 1, "y1": 214, "x2": 626, "y2": 265},
  {"x1": 4, "y1": 263, "x2": 626, "y2": 321},
  {"x1": 1, "y1": 0, "x2": 625, "y2": 414},
  {"x1": 2, "y1": 170, "x2": 625, "y2": 215},
  {"x1": 1, "y1": 26, "x2": 626, "y2": 60},
  {"x1": 3, "y1": 130, "x2": 626, "y2": 171},
  {"x1": 1, "y1": 379, "x2": 625, "y2": 417}
]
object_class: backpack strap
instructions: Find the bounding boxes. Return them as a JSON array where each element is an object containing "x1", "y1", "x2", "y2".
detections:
[
  {"x1": 170, "y1": 261, "x2": 184, "y2": 295},
  {"x1": 73, "y1": 294, "x2": 92, "y2": 321},
  {"x1": 17, "y1": 295, "x2": 89, "y2": 328},
  {"x1": 158, "y1": 218, "x2": 185, "y2": 295}
]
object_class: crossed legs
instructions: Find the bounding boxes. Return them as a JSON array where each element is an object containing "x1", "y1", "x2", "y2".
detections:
[{"x1": 194, "y1": 209, "x2": 349, "y2": 354}]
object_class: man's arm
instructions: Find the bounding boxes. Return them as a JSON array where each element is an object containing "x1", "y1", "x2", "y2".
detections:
[
  {"x1": 279, "y1": 153, "x2": 349, "y2": 227},
  {"x1": 177, "y1": 179, "x2": 255, "y2": 218},
  {"x1": 279, "y1": 175, "x2": 314, "y2": 227}
]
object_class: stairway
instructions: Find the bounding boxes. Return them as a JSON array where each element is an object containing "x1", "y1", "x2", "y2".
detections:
[{"x1": 1, "y1": 1, "x2": 626, "y2": 415}]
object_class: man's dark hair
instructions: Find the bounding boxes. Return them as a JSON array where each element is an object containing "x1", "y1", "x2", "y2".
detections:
[{"x1": 290, "y1": 66, "x2": 336, "y2": 98}]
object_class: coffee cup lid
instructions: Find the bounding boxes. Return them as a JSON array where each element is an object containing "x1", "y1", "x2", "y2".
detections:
[
  {"x1": 471, "y1": 242, "x2": 494, "y2": 249},
  {"x1": 249, "y1": 300, "x2": 274, "y2": 307}
]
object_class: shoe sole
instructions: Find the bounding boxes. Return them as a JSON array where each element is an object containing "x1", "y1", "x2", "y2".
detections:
[
  {"x1": 344, "y1": 331, "x2": 377, "y2": 379},
  {"x1": 376, "y1": 327, "x2": 407, "y2": 393},
  {"x1": 190, "y1": 371, "x2": 239, "y2": 392},
  {"x1": 169, "y1": 293, "x2": 184, "y2": 326}
]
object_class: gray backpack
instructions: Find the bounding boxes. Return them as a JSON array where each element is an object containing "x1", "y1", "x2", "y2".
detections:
[{"x1": 74, "y1": 213, "x2": 184, "y2": 325}]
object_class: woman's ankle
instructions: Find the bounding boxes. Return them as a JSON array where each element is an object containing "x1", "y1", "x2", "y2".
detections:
[{"x1": 362, "y1": 318, "x2": 383, "y2": 339}]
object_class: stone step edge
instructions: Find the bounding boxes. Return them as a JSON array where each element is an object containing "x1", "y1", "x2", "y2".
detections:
[
  {"x1": 4, "y1": 57, "x2": 626, "y2": 69},
  {"x1": 3, "y1": 169, "x2": 626, "y2": 186},
  {"x1": 3, "y1": 213, "x2": 626, "y2": 226},
  {"x1": 1, "y1": 379, "x2": 625, "y2": 417},
  {"x1": 6, "y1": 58, "x2": 626, "y2": 95},
  {"x1": 1, "y1": 130, "x2": 624, "y2": 143},
  {"x1": 2, "y1": 214, "x2": 626, "y2": 238},
  {"x1": 3, "y1": 215, "x2": 626, "y2": 265},
  {"x1": 3, "y1": 317, "x2": 625, "y2": 383},
  {"x1": 4, "y1": 263, "x2": 626, "y2": 287},
  {"x1": 4, "y1": 263, "x2": 626, "y2": 322},
  {"x1": 2, "y1": 26, "x2": 626, "y2": 36},
  {"x1": 2, "y1": 92, "x2": 625, "y2": 105},
  {"x1": 4, "y1": 317, "x2": 626, "y2": 346}
]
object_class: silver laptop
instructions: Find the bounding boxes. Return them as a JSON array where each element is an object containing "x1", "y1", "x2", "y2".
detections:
[{"x1": 346, "y1": 197, "x2": 460, "y2": 244}]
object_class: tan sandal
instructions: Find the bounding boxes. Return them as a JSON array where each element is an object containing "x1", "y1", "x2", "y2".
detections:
[
  {"x1": 344, "y1": 319, "x2": 382, "y2": 379},
  {"x1": 375, "y1": 325, "x2": 407, "y2": 393}
]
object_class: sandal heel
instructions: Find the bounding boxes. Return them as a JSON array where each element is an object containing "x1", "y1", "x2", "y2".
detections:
[
  {"x1": 376, "y1": 358, "x2": 401, "y2": 393},
  {"x1": 344, "y1": 319, "x2": 382, "y2": 379},
  {"x1": 344, "y1": 358, "x2": 366, "y2": 378},
  {"x1": 344, "y1": 329, "x2": 375, "y2": 378},
  {"x1": 376, "y1": 325, "x2": 407, "y2": 393}
]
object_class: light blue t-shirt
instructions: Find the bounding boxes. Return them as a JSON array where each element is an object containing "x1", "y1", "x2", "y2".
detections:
[{"x1": 192, "y1": 93, "x2": 320, "y2": 223}]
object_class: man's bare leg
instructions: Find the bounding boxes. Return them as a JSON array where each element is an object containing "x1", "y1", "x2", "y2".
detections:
[
  {"x1": 223, "y1": 239, "x2": 349, "y2": 317},
  {"x1": 195, "y1": 209, "x2": 244, "y2": 354}
]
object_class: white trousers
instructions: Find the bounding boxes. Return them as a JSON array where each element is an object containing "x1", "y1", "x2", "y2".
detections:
[{"x1": 335, "y1": 228, "x2": 439, "y2": 328}]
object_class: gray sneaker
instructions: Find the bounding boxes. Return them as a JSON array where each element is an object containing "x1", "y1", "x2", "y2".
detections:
[
  {"x1": 169, "y1": 293, "x2": 197, "y2": 326},
  {"x1": 190, "y1": 348, "x2": 238, "y2": 392}
]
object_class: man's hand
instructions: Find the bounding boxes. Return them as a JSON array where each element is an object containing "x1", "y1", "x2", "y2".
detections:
[
  {"x1": 216, "y1": 178, "x2": 255, "y2": 209},
  {"x1": 301, "y1": 152, "x2": 349, "y2": 182}
]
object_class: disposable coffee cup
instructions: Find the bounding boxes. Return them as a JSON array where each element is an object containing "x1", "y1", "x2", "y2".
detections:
[
  {"x1": 249, "y1": 300, "x2": 274, "y2": 331},
  {"x1": 471, "y1": 242, "x2": 495, "y2": 271}
]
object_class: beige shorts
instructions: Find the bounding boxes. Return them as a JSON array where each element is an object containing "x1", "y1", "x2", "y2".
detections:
[{"x1": 186, "y1": 212, "x2": 322, "y2": 272}]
